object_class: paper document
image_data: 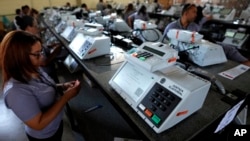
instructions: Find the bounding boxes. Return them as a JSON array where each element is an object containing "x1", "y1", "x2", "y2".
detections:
[
  {"x1": 219, "y1": 64, "x2": 250, "y2": 80},
  {"x1": 214, "y1": 99, "x2": 245, "y2": 133}
]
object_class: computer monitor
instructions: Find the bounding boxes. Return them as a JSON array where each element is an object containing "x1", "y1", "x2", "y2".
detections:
[
  {"x1": 234, "y1": 33, "x2": 246, "y2": 40},
  {"x1": 212, "y1": 7, "x2": 221, "y2": 13},
  {"x1": 60, "y1": 26, "x2": 77, "y2": 42},
  {"x1": 55, "y1": 21, "x2": 66, "y2": 33},
  {"x1": 68, "y1": 33, "x2": 86, "y2": 59},
  {"x1": 239, "y1": 10, "x2": 250, "y2": 20},
  {"x1": 225, "y1": 30, "x2": 235, "y2": 38},
  {"x1": 220, "y1": 9, "x2": 232, "y2": 15},
  {"x1": 113, "y1": 19, "x2": 132, "y2": 32},
  {"x1": 60, "y1": 26, "x2": 74, "y2": 40},
  {"x1": 111, "y1": 61, "x2": 155, "y2": 103}
]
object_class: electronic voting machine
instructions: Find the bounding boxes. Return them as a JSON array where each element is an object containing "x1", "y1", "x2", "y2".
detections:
[
  {"x1": 63, "y1": 33, "x2": 110, "y2": 73},
  {"x1": 109, "y1": 42, "x2": 211, "y2": 133},
  {"x1": 60, "y1": 25, "x2": 77, "y2": 42},
  {"x1": 222, "y1": 29, "x2": 249, "y2": 50},
  {"x1": 69, "y1": 33, "x2": 110, "y2": 59},
  {"x1": 167, "y1": 29, "x2": 227, "y2": 67},
  {"x1": 212, "y1": 8, "x2": 236, "y2": 21}
]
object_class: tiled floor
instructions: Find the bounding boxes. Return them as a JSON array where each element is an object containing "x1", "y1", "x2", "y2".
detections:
[{"x1": 0, "y1": 96, "x2": 28, "y2": 141}]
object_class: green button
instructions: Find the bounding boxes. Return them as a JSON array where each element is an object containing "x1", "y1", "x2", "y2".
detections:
[
  {"x1": 152, "y1": 115, "x2": 161, "y2": 124},
  {"x1": 139, "y1": 57, "x2": 146, "y2": 61}
]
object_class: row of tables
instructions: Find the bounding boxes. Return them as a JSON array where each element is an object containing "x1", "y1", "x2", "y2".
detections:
[{"x1": 42, "y1": 17, "x2": 250, "y2": 141}]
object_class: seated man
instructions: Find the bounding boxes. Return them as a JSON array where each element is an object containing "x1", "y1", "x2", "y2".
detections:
[
  {"x1": 163, "y1": 3, "x2": 250, "y2": 66},
  {"x1": 73, "y1": 3, "x2": 90, "y2": 19}
]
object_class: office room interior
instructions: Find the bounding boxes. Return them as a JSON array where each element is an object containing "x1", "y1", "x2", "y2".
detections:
[{"x1": 0, "y1": 0, "x2": 250, "y2": 141}]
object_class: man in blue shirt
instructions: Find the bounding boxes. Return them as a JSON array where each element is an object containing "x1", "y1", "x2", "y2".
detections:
[{"x1": 163, "y1": 3, "x2": 250, "y2": 66}]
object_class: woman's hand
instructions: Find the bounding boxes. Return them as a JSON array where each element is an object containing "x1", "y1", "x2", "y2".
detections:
[
  {"x1": 47, "y1": 42, "x2": 62, "y2": 49},
  {"x1": 62, "y1": 81, "x2": 75, "y2": 90},
  {"x1": 62, "y1": 80, "x2": 81, "y2": 101}
]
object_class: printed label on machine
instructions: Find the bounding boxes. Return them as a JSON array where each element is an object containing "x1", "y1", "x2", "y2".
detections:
[{"x1": 113, "y1": 62, "x2": 156, "y2": 102}]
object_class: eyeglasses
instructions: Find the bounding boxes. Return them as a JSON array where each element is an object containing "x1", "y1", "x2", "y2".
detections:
[{"x1": 29, "y1": 48, "x2": 44, "y2": 58}]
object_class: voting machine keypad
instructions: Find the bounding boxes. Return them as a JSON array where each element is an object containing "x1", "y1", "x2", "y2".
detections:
[
  {"x1": 132, "y1": 51, "x2": 153, "y2": 60},
  {"x1": 131, "y1": 51, "x2": 161, "y2": 65},
  {"x1": 138, "y1": 83, "x2": 181, "y2": 127}
]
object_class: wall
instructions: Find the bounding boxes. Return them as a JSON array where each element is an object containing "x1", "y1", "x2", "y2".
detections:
[
  {"x1": 84, "y1": 0, "x2": 133, "y2": 10},
  {"x1": 0, "y1": 0, "x2": 135, "y2": 15},
  {"x1": 0, "y1": 0, "x2": 79, "y2": 15},
  {"x1": 158, "y1": 0, "x2": 173, "y2": 9},
  {"x1": 0, "y1": 0, "x2": 249, "y2": 17}
]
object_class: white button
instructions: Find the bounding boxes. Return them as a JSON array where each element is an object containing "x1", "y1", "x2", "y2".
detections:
[{"x1": 138, "y1": 104, "x2": 146, "y2": 111}]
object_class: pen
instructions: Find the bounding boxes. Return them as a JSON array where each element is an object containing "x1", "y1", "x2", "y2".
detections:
[
  {"x1": 84, "y1": 104, "x2": 103, "y2": 113},
  {"x1": 222, "y1": 73, "x2": 234, "y2": 79}
]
